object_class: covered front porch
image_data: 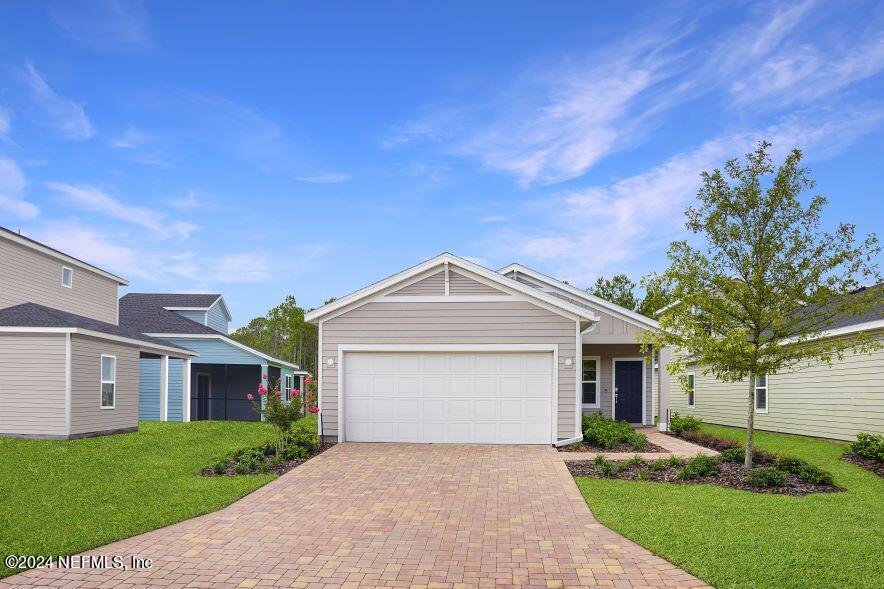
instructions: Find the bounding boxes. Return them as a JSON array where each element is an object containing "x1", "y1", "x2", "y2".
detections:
[{"x1": 580, "y1": 343, "x2": 656, "y2": 426}]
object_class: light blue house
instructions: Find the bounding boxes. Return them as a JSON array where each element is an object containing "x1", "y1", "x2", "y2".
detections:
[{"x1": 119, "y1": 293, "x2": 308, "y2": 422}]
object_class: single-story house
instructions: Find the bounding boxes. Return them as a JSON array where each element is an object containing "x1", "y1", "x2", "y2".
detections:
[
  {"x1": 119, "y1": 293, "x2": 308, "y2": 422},
  {"x1": 305, "y1": 253, "x2": 661, "y2": 445},
  {"x1": 660, "y1": 285, "x2": 884, "y2": 441}
]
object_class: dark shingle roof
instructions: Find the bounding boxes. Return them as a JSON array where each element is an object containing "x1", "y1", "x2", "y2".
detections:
[
  {"x1": 809, "y1": 284, "x2": 884, "y2": 330},
  {"x1": 0, "y1": 303, "x2": 194, "y2": 352},
  {"x1": 119, "y1": 294, "x2": 225, "y2": 335}
]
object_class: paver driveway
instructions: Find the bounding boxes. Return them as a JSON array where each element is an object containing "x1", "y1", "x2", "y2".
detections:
[{"x1": 3, "y1": 444, "x2": 710, "y2": 589}]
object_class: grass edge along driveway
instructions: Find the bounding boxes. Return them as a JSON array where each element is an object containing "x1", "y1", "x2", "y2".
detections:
[
  {"x1": 0, "y1": 417, "x2": 316, "y2": 579},
  {"x1": 574, "y1": 424, "x2": 884, "y2": 589}
]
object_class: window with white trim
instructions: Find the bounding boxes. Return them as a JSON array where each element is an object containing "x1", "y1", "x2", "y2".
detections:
[
  {"x1": 62, "y1": 266, "x2": 73, "y2": 288},
  {"x1": 686, "y1": 373, "x2": 695, "y2": 408},
  {"x1": 284, "y1": 374, "x2": 293, "y2": 399},
  {"x1": 581, "y1": 357, "x2": 599, "y2": 406},
  {"x1": 100, "y1": 355, "x2": 116, "y2": 409},
  {"x1": 755, "y1": 374, "x2": 768, "y2": 413}
]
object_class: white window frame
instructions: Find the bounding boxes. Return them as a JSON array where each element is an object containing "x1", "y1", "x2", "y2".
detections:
[
  {"x1": 284, "y1": 374, "x2": 293, "y2": 399},
  {"x1": 754, "y1": 374, "x2": 768, "y2": 414},
  {"x1": 62, "y1": 266, "x2": 73, "y2": 288},
  {"x1": 686, "y1": 372, "x2": 695, "y2": 408},
  {"x1": 581, "y1": 355, "x2": 600, "y2": 408},
  {"x1": 100, "y1": 354, "x2": 116, "y2": 409}
]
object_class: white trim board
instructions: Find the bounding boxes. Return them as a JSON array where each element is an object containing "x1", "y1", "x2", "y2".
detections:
[
  {"x1": 336, "y1": 343, "x2": 559, "y2": 444},
  {"x1": 611, "y1": 356, "x2": 647, "y2": 425},
  {"x1": 143, "y1": 333, "x2": 307, "y2": 371},
  {"x1": 0, "y1": 327, "x2": 196, "y2": 357},
  {"x1": 305, "y1": 253, "x2": 598, "y2": 324},
  {"x1": 499, "y1": 263, "x2": 660, "y2": 331}
]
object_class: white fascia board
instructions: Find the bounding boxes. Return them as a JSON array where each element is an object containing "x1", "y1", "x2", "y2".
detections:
[
  {"x1": 305, "y1": 253, "x2": 599, "y2": 323},
  {"x1": 163, "y1": 306, "x2": 211, "y2": 311},
  {"x1": 0, "y1": 229, "x2": 129, "y2": 285},
  {"x1": 0, "y1": 326, "x2": 197, "y2": 357},
  {"x1": 779, "y1": 319, "x2": 884, "y2": 344},
  {"x1": 144, "y1": 332, "x2": 304, "y2": 370},
  {"x1": 207, "y1": 295, "x2": 233, "y2": 321},
  {"x1": 498, "y1": 263, "x2": 660, "y2": 331}
]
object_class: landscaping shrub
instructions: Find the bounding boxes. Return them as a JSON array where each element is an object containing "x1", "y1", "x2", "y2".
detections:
[
  {"x1": 651, "y1": 458, "x2": 668, "y2": 471},
  {"x1": 677, "y1": 454, "x2": 718, "y2": 480},
  {"x1": 593, "y1": 454, "x2": 607, "y2": 466},
  {"x1": 669, "y1": 412, "x2": 702, "y2": 435},
  {"x1": 211, "y1": 460, "x2": 227, "y2": 475},
  {"x1": 777, "y1": 456, "x2": 834, "y2": 485},
  {"x1": 849, "y1": 433, "x2": 884, "y2": 462},
  {"x1": 598, "y1": 461, "x2": 616, "y2": 477},
  {"x1": 582, "y1": 414, "x2": 643, "y2": 449},
  {"x1": 719, "y1": 447, "x2": 745, "y2": 463},
  {"x1": 744, "y1": 467, "x2": 787, "y2": 487},
  {"x1": 234, "y1": 463, "x2": 249, "y2": 475}
]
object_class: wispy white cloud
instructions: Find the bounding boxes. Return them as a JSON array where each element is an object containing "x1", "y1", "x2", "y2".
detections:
[
  {"x1": 109, "y1": 126, "x2": 150, "y2": 148},
  {"x1": 44, "y1": 182, "x2": 197, "y2": 239},
  {"x1": 48, "y1": 0, "x2": 152, "y2": 51},
  {"x1": 480, "y1": 107, "x2": 884, "y2": 285},
  {"x1": 0, "y1": 107, "x2": 10, "y2": 138},
  {"x1": 386, "y1": 1, "x2": 884, "y2": 186},
  {"x1": 295, "y1": 172, "x2": 351, "y2": 183},
  {"x1": 22, "y1": 62, "x2": 95, "y2": 140},
  {"x1": 168, "y1": 189, "x2": 202, "y2": 211},
  {"x1": 480, "y1": 214, "x2": 509, "y2": 223},
  {"x1": 0, "y1": 156, "x2": 38, "y2": 219}
]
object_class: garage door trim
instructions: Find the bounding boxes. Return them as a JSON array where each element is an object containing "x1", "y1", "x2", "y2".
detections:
[{"x1": 337, "y1": 343, "x2": 559, "y2": 443}]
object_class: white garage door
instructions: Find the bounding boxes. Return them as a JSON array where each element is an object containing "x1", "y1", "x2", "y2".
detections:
[{"x1": 343, "y1": 352, "x2": 553, "y2": 444}]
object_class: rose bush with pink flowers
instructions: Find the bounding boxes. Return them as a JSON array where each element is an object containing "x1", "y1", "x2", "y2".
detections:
[{"x1": 249, "y1": 375, "x2": 302, "y2": 451}]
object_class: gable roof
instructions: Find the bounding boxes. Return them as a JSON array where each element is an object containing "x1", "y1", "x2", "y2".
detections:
[
  {"x1": 0, "y1": 303, "x2": 194, "y2": 356},
  {"x1": 498, "y1": 263, "x2": 660, "y2": 331},
  {"x1": 119, "y1": 294, "x2": 225, "y2": 335},
  {"x1": 304, "y1": 253, "x2": 600, "y2": 324},
  {"x1": 0, "y1": 226, "x2": 128, "y2": 285}
]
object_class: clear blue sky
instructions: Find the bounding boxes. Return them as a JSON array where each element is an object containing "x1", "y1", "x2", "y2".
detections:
[{"x1": 1, "y1": 1, "x2": 882, "y2": 328}]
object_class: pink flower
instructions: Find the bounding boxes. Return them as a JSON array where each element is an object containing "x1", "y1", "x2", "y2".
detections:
[
  {"x1": 275, "y1": 391, "x2": 281, "y2": 397},
  {"x1": 262, "y1": 373, "x2": 267, "y2": 379},
  {"x1": 310, "y1": 406, "x2": 319, "y2": 414},
  {"x1": 277, "y1": 377, "x2": 281, "y2": 383},
  {"x1": 257, "y1": 384, "x2": 268, "y2": 396},
  {"x1": 291, "y1": 389, "x2": 300, "y2": 396},
  {"x1": 305, "y1": 376, "x2": 312, "y2": 385},
  {"x1": 247, "y1": 393, "x2": 254, "y2": 401}
]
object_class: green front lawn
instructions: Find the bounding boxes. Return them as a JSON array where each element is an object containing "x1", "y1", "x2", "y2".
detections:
[
  {"x1": 575, "y1": 425, "x2": 884, "y2": 589},
  {"x1": 0, "y1": 416, "x2": 317, "y2": 579}
]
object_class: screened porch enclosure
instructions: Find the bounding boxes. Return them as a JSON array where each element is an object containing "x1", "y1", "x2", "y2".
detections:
[{"x1": 190, "y1": 364, "x2": 262, "y2": 421}]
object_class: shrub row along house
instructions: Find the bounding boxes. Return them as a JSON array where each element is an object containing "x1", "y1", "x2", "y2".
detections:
[
  {"x1": 0, "y1": 226, "x2": 306, "y2": 439},
  {"x1": 305, "y1": 253, "x2": 882, "y2": 444}
]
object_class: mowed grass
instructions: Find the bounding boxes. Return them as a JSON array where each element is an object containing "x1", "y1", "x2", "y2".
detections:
[
  {"x1": 575, "y1": 424, "x2": 884, "y2": 589},
  {"x1": 0, "y1": 416, "x2": 317, "y2": 579}
]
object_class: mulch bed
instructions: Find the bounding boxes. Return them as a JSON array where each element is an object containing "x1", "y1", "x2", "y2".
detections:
[
  {"x1": 558, "y1": 441, "x2": 668, "y2": 453},
  {"x1": 201, "y1": 442, "x2": 336, "y2": 477},
  {"x1": 567, "y1": 458, "x2": 842, "y2": 496},
  {"x1": 842, "y1": 453, "x2": 884, "y2": 477},
  {"x1": 668, "y1": 430, "x2": 778, "y2": 464}
]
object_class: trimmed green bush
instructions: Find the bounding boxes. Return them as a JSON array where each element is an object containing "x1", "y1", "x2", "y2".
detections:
[
  {"x1": 211, "y1": 460, "x2": 227, "y2": 475},
  {"x1": 719, "y1": 447, "x2": 745, "y2": 463},
  {"x1": 677, "y1": 454, "x2": 718, "y2": 480},
  {"x1": 744, "y1": 467, "x2": 787, "y2": 487},
  {"x1": 848, "y1": 433, "x2": 884, "y2": 462},
  {"x1": 233, "y1": 463, "x2": 249, "y2": 475},
  {"x1": 593, "y1": 454, "x2": 607, "y2": 466},
  {"x1": 777, "y1": 456, "x2": 834, "y2": 485},
  {"x1": 669, "y1": 412, "x2": 702, "y2": 435},
  {"x1": 582, "y1": 414, "x2": 644, "y2": 449}
]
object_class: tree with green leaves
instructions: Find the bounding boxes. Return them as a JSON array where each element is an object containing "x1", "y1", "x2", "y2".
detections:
[
  {"x1": 640, "y1": 142, "x2": 880, "y2": 467},
  {"x1": 589, "y1": 274, "x2": 640, "y2": 311},
  {"x1": 230, "y1": 295, "x2": 318, "y2": 375}
]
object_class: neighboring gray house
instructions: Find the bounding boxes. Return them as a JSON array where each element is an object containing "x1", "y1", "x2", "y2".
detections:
[
  {"x1": 660, "y1": 286, "x2": 884, "y2": 442},
  {"x1": 119, "y1": 293, "x2": 307, "y2": 422},
  {"x1": 0, "y1": 227, "x2": 195, "y2": 439},
  {"x1": 305, "y1": 253, "x2": 661, "y2": 445}
]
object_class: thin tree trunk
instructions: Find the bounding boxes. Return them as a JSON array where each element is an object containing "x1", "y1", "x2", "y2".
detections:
[{"x1": 745, "y1": 373, "x2": 755, "y2": 468}]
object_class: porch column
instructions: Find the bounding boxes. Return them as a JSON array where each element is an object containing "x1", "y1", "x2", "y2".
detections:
[
  {"x1": 260, "y1": 363, "x2": 269, "y2": 421},
  {"x1": 183, "y1": 357, "x2": 192, "y2": 423},
  {"x1": 160, "y1": 355, "x2": 169, "y2": 422}
]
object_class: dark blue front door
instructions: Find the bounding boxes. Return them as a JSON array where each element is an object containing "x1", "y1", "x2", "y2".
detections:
[{"x1": 614, "y1": 360, "x2": 643, "y2": 423}]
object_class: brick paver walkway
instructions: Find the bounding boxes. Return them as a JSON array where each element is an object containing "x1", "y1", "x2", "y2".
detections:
[
  {"x1": 558, "y1": 429, "x2": 719, "y2": 462},
  {"x1": 3, "y1": 444, "x2": 710, "y2": 589}
]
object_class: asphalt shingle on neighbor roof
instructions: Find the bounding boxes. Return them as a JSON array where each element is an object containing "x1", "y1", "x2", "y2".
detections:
[
  {"x1": 119, "y1": 294, "x2": 224, "y2": 335},
  {"x1": 809, "y1": 284, "x2": 884, "y2": 330},
  {"x1": 0, "y1": 303, "x2": 194, "y2": 352}
]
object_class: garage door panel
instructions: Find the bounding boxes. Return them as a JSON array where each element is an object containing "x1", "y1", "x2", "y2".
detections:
[{"x1": 344, "y1": 352, "x2": 553, "y2": 444}]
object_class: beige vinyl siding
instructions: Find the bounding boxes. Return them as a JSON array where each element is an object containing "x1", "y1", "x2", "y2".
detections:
[
  {"x1": 667, "y1": 333, "x2": 884, "y2": 441},
  {"x1": 0, "y1": 333, "x2": 67, "y2": 436},
  {"x1": 0, "y1": 237, "x2": 119, "y2": 324},
  {"x1": 69, "y1": 334, "x2": 139, "y2": 435},
  {"x1": 321, "y1": 300, "x2": 578, "y2": 440},
  {"x1": 582, "y1": 344, "x2": 652, "y2": 424},
  {"x1": 449, "y1": 271, "x2": 508, "y2": 296},
  {"x1": 388, "y1": 271, "x2": 445, "y2": 296},
  {"x1": 582, "y1": 309, "x2": 644, "y2": 343}
]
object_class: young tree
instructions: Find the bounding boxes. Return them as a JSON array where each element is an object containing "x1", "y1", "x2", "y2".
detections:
[
  {"x1": 641, "y1": 142, "x2": 880, "y2": 467},
  {"x1": 589, "y1": 274, "x2": 640, "y2": 311}
]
